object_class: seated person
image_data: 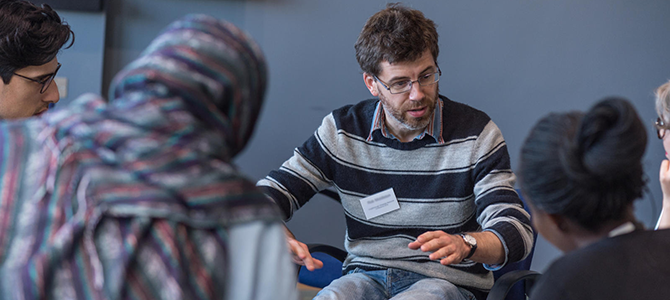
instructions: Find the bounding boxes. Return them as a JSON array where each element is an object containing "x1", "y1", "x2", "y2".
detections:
[
  {"x1": 258, "y1": 3, "x2": 533, "y2": 300},
  {"x1": 0, "y1": 14, "x2": 296, "y2": 299},
  {"x1": 0, "y1": 0, "x2": 73, "y2": 119},
  {"x1": 519, "y1": 97, "x2": 670, "y2": 299},
  {"x1": 653, "y1": 80, "x2": 670, "y2": 229}
]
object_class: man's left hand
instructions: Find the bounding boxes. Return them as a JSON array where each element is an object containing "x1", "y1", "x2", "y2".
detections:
[{"x1": 408, "y1": 230, "x2": 470, "y2": 265}]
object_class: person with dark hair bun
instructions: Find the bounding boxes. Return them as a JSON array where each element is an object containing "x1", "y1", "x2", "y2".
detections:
[
  {"x1": 519, "y1": 97, "x2": 670, "y2": 300},
  {"x1": 0, "y1": 0, "x2": 74, "y2": 119}
]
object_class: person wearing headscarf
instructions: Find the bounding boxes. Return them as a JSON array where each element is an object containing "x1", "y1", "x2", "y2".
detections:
[{"x1": 0, "y1": 14, "x2": 296, "y2": 300}]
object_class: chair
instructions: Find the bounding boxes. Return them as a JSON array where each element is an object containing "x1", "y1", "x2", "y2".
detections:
[{"x1": 297, "y1": 189, "x2": 540, "y2": 300}]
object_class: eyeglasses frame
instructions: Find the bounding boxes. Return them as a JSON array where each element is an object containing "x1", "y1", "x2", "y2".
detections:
[
  {"x1": 12, "y1": 63, "x2": 62, "y2": 94},
  {"x1": 373, "y1": 66, "x2": 442, "y2": 94},
  {"x1": 655, "y1": 117, "x2": 667, "y2": 139}
]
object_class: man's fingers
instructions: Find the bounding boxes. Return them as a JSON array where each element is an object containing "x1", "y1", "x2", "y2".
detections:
[
  {"x1": 286, "y1": 239, "x2": 324, "y2": 271},
  {"x1": 409, "y1": 232, "x2": 468, "y2": 265},
  {"x1": 420, "y1": 237, "x2": 446, "y2": 252},
  {"x1": 298, "y1": 254, "x2": 324, "y2": 271},
  {"x1": 287, "y1": 239, "x2": 308, "y2": 258},
  {"x1": 415, "y1": 231, "x2": 440, "y2": 242},
  {"x1": 427, "y1": 242, "x2": 460, "y2": 260},
  {"x1": 440, "y1": 252, "x2": 463, "y2": 266},
  {"x1": 311, "y1": 258, "x2": 324, "y2": 270},
  {"x1": 409, "y1": 230, "x2": 443, "y2": 250}
]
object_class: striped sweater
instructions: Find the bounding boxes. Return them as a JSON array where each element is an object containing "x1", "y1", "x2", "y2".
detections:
[{"x1": 258, "y1": 96, "x2": 534, "y2": 291}]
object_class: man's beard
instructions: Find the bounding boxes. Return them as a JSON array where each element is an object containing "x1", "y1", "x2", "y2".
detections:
[{"x1": 379, "y1": 92, "x2": 437, "y2": 132}]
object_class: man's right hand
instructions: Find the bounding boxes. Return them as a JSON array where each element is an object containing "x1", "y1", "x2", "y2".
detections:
[{"x1": 287, "y1": 237, "x2": 324, "y2": 271}]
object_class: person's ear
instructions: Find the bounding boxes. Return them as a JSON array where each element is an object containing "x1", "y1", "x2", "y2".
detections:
[
  {"x1": 363, "y1": 73, "x2": 379, "y2": 97},
  {"x1": 546, "y1": 213, "x2": 570, "y2": 233}
]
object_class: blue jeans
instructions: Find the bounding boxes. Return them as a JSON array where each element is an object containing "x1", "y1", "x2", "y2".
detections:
[{"x1": 314, "y1": 268, "x2": 476, "y2": 300}]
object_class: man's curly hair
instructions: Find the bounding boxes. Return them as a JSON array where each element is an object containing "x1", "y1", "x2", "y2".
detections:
[{"x1": 0, "y1": 0, "x2": 74, "y2": 83}]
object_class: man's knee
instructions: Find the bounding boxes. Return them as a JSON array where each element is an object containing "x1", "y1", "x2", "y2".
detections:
[
  {"x1": 396, "y1": 278, "x2": 471, "y2": 300},
  {"x1": 314, "y1": 272, "x2": 384, "y2": 300}
]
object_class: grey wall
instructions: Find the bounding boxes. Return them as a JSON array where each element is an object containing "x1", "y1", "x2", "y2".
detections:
[
  {"x1": 99, "y1": 0, "x2": 670, "y2": 273},
  {"x1": 53, "y1": 10, "x2": 106, "y2": 106}
]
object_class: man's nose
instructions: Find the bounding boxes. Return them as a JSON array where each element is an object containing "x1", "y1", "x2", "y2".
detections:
[
  {"x1": 409, "y1": 81, "x2": 425, "y2": 101},
  {"x1": 43, "y1": 80, "x2": 60, "y2": 104}
]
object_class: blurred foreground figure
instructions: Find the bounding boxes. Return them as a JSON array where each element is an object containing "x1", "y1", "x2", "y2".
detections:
[{"x1": 0, "y1": 14, "x2": 296, "y2": 300}]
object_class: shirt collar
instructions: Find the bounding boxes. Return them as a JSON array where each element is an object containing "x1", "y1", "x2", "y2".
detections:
[
  {"x1": 608, "y1": 221, "x2": 643, "y2": 238},
  {"x1": 367, "y1": 97, "x2": 444, "y2": 144}
]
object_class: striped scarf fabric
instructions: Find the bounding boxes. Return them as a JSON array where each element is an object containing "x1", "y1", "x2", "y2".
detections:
[{"x1": 0, "y1": 14, "x2": 282, "y2": 299}]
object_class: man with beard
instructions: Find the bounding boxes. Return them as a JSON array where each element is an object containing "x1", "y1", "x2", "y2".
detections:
[
  {"x1": 0, "y1": 0, "x2": 73, "y2": 119},
  {"x1": 258, "y1": 3, "x2": 533, "y2": 300}
]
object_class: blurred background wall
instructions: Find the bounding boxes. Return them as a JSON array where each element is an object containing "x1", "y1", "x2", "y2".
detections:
[{"x1": 44, "y1": 0, "x2": 670, "y2": 273}]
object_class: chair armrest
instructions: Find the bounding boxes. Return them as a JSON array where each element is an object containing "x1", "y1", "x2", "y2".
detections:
[{"x1": 486, "y1": 270, "x2": 541, "y2": 300}]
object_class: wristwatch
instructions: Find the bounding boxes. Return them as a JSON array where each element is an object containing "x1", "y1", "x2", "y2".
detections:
[{"x1": 459, "y1": 233, "x2": 477, "y2": 259}]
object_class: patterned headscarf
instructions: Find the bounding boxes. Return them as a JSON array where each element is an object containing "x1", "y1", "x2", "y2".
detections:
[
  {"x1": 109, "y1": 14, "x2": 267, "y2": 159},
  {"x1": 0, "y1": 14, "x2": 278, "y2": 299}
]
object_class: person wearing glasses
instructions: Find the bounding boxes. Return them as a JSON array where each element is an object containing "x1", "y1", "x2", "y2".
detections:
[
  {"x1": 654, "y1": 80, "x2": 670, "y2": 229},
  {"x1": 519, "y1": 97, "x2": 670, "y2": 299},
  {"x1": 257, "y1": 3, "x2": 533, "y2": 300},
  {"x1": 0, "y1": 0, "x2": 73, "y2": 119}
]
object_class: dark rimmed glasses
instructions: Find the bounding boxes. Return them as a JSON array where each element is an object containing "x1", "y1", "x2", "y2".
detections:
[
  {"x1": 13, "y1": 63, "x2": 61, "y2": 94},
  {"x1": 373, "y1": 67, "x2": 442, "y2": 94},
  {"x1": 655, "y1": 117, "x2": 667, "y2": 139}
]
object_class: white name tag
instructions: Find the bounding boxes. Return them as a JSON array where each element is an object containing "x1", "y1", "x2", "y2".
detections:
[{"x1": 360, "y1": 188, "x2": 400, "y2": 220}]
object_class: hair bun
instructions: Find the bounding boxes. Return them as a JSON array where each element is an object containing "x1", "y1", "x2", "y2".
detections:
[
  {"x1": 567, "y1": 97, "x2": 647, "y2": 185},
  {"x1": 520, "y1": 97, "x2": 646, "y2": 230}
]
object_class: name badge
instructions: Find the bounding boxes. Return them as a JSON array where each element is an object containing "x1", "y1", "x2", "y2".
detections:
[{"x1": 360, "y1": 188, "x2": 400, "y2": 220}]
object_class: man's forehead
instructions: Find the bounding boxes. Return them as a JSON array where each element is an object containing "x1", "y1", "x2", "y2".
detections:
[
  {"x1": 377, "y1": 51, "x2": 437, "y2": 78},
  {"x1": 16, "y1": 59, "x2": 60, "y2": 76}
]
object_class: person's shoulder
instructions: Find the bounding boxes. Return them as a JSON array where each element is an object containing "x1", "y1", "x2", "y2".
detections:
[
  {"x1": 585, "y1": 227, "x2": 670, "y2": 255},
  {"x1": 441, "y1": 95, "x2": 490, "y2": 120},
  {"x1": 529, "y1": 249, "x2": 599, "y2": 300},
  {"x1": 328, "y1": 99, "x2": 377, "y2": 138},
  {"x1": 531, "y1": 230, "x2": 670, "y2": 300},
  {"x1": 332, "y1": 99, "x2": 377, "y2": 119},
  {"x1": 440, "y1": 95, "x2": 494, "y2": 139}
]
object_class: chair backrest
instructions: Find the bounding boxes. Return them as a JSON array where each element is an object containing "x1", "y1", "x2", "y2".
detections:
[
  {"x1": 298, "y1": 189, "x2": 538, "y2": 300},
  {"x1": 490, "y1": 190, "x2": 538, "y2": 300}
]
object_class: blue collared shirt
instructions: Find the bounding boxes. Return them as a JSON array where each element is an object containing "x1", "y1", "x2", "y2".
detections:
[{"x1": 366, "y1": 98, "x2": 445, "y2": 144}]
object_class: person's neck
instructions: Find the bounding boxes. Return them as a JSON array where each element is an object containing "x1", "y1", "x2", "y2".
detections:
[
  {"x1": 383, "y1": 112, "x2": 426, "y2": 143},
  {"x1": 572, "y1": 210, "x2": 638, "y2": 250}
]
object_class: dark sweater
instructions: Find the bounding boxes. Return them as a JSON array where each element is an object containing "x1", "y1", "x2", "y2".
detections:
[{"x1": 530, "y1": 228, "x2": 670, "y2": 300}]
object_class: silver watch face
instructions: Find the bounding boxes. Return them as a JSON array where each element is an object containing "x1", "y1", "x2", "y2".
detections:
[{"x1": 462, "y1": 234, "x2": 476, "y2": 246}]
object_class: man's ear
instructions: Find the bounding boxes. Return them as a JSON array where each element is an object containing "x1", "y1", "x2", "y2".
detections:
[{"x1": 363, "y1": 73, "x2": 379, "y2": 97}]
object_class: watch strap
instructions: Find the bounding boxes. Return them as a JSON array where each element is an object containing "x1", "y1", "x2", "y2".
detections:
[{"x1": 459, "y1": 233, "x2": 477, "y2": 259}]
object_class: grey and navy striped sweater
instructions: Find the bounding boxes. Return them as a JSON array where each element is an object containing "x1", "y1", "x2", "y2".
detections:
[{"x1": 258, "y1": 96, "x2": 533, "y2": 291}]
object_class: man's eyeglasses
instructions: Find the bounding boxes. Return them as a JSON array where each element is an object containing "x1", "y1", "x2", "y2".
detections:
[
  {"x1": 373, "y1": 67, "x2": 442, "y2": 94},
  {"x1": 655, "y1": 117, "x2": 667, "y2": 139},
  {"x1": 12, "y1": 63, "x2": 61, "y2": 94}
]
